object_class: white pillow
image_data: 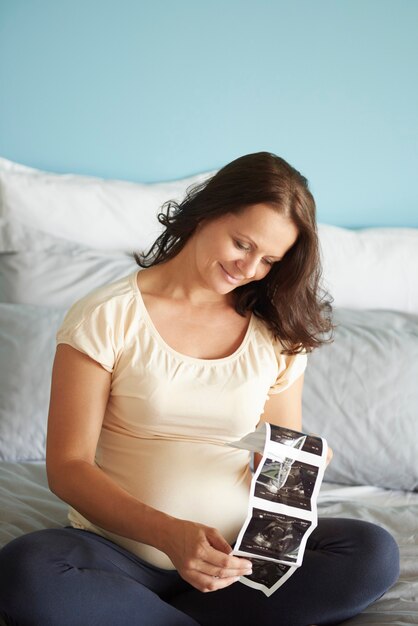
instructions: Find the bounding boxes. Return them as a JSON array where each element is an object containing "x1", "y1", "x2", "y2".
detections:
[
  {"x1": 0, "y1": 156, "x2": 37, "y2": 173},
  {"x1": 0, "y1": 232, "x2": 137, "y2": 307},
  {"x1": 318, "y1": 225, "x2": 418, "y2": 314},
  {"x1": 0, "y1": 156, "x2": 215, "y2": 252},
  {"x1": 0, "y1": 304, "x2": 66, "y2": 461},
  {"x1": 1, "y1": 157, "x2": 418, "y2": 313}
]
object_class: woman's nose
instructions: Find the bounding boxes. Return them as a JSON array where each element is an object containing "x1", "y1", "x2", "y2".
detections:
[{"x1": 236, "y1": 255, "x2": 258, "y2": 278}]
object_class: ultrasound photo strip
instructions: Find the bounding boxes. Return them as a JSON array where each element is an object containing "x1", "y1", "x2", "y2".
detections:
[{"x1": 228, "y1": 423, "x2": 328, "y2": 596}]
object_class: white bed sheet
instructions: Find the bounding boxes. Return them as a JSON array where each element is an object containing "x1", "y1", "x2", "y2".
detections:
[
  {"x1": 0, "y1": 462, "x2": 417, "y2": 625},
  {"x1": 318, "y1": 484, "x2": 418, "y2": 625}
]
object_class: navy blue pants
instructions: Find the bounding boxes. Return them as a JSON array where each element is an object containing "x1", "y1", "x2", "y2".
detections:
[{"x1": 0, "y1": 518, "x2": 399, "y2": 626}]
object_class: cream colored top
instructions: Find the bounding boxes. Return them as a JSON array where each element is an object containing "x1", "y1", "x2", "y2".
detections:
[{"x1": 56, "y1": 271, "x2": 307, "y2": 569}]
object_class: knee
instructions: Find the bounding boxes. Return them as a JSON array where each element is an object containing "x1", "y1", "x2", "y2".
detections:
[
  {"x1": 0, "y1": 536, "x2": 29, "y2": 614},
  {"x1": 0, "y1": 530, "x2": 60, "y2": 609},
  {"x1": 0, "y1": 533, "x2": 42, "y2": 590},
  {"x1": 347, "y1": 520, "x2": 400, "y2": 593},
  {"x1": 317, "y1": 518, "x2": 400, "y2": 597}
]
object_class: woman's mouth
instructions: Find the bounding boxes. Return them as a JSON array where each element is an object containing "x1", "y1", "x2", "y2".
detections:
[{"x1": 219, "y1": 264, "x2": 242, "y2": 285}]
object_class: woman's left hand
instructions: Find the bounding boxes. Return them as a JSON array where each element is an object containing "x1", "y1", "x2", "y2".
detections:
[{"x1": 326, "y1": 445, "x2": 333, "y2": 467}]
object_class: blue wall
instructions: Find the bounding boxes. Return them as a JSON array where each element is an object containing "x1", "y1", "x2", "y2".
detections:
[{"x1": 1, "y1": 0, "x2": 417, "y2": 227}]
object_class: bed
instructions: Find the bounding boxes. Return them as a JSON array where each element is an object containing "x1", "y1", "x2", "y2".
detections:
[{"x1": 1, "y1": 156, "x2": 417, "y2": 625}]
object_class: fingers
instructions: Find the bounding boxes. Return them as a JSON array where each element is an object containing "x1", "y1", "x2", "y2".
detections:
[
  {"x1": 179, "y1": 542, "x2": 253, "y2": 592},
  {"x1": 193, "y1": 572, "x2": 243, "y2": 593},
  {"x1": 328, "y1": 446, "x2": 333, "y2": 461},
  {"x1": 202, "y1": 560, "x2": 252, "y2": 580},
  {"x1": 164, "y1": 519, "x2": 253, "y2": 592},
  {"x1": 326, "y1": 446, "x2": 333, "y2": 466},
  {"x1": 199, "y1": 527, "x2": 252, "y2": 578},
  {"x1": 202, "y1": 547, "x2": 252, "y2": 579},
  {"x1": 181, "y1": 557, "x2": 252, "y2": 593},
  {"x1": 206, "y1": 529, "x2": 233, "y2": 555}
]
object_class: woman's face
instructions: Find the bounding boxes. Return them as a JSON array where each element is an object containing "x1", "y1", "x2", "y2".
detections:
[{"x1": 191, "y1": 204, "x2": 299, "y2": 294}]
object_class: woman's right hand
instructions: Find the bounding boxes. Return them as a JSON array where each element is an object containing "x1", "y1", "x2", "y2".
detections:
[{"x1": 160, "y1": 518, "x2": 253, "y2": 592}]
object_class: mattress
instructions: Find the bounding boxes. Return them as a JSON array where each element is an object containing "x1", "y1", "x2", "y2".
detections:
[{"x1": 0, "y1": 461, "x2": 417, "y2": 625}]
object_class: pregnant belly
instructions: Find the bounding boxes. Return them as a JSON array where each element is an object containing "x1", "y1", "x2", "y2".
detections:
[{"x1": 82, "y1": 430, "x2": 253, "y2": 569}]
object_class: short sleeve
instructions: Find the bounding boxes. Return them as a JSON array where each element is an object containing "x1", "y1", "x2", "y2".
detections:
[
  {"x1": 56, "y1": 294, "x2": 121, "y2": 373},
  {"x1": 268, "y1": 342, "x2": 308, "y2": 395}
]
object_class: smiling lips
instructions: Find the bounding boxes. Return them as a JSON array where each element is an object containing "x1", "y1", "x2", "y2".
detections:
[{"x1": 219, "y1": 264, "x2": 244, "y2": 285}]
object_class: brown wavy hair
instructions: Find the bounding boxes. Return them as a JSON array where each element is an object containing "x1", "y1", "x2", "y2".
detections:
[{"x1": 135, "y1": 151, "x2": 333, "y2": 354}]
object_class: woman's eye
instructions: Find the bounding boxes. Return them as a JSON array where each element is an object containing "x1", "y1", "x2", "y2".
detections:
[
  {"x1": 235, "y1": 240, "x2": 251, "y2": 252},
  {"x1": 263, "y1": 258, "x2": 275, "y2": 266}
]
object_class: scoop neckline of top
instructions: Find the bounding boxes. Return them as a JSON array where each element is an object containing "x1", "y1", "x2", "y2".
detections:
[{"x1": 130, "y1": 270, "x2": 255, "y2": 364}]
